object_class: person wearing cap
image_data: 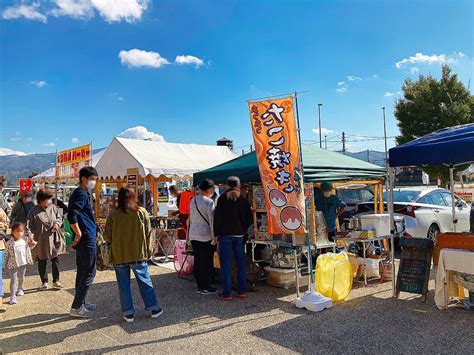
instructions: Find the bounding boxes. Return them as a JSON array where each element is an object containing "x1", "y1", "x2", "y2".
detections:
[
  {"x1": 188, "y1": 178, "x2": 218, "y2": 295},
  {"x1": 315, "y1": 182, "x2": 346, "y2": 242},
  {"x1": 10, "y1": 192, "x2": 34, "y2": 226},
  {"x1": 213, "y1": 176, "x2": 252, "y2": 301}
]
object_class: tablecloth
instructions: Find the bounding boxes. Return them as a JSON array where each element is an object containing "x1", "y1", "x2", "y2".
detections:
[{"x1": 435, "y1": 249, "x2": 474, "y2": 309}]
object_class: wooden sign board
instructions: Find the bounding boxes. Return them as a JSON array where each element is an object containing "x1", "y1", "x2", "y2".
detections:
[
  {"x1": 396, "y1": 237, "x2": 434, "y2": 302},
  {"x1": 127, "y1": 168, "x2": 138, "y2": 190}
]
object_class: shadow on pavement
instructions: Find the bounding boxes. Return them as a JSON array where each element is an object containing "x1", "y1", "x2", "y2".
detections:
[{"x1": 251, "y1": 291, "x2": 471, "y2": 354}]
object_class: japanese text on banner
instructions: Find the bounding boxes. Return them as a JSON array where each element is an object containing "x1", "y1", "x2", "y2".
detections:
[
  {"x1": 56, "y1": 144, "x2": 92, "y2": 179},
  {"x1": 248, "y1": 96, "x2": 306, "y2": 234}
]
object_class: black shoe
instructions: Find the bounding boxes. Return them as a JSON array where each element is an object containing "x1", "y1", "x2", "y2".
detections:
[
  {"x1": 200, "y1": 287, "x2": 218, "y2": 295},
  {"x1": 151, "y1": 308, "x2": 164, "y2": 319}
]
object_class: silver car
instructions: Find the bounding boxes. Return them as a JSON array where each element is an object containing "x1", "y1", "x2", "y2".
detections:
[{"x1": 387, "y1": 187, "x2": 471, "y2": 240}]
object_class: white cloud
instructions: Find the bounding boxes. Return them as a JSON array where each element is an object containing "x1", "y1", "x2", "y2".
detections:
[
  {"x1": 312, "y1": 128, "x2": 334, "y2": 136},
  {"x1": 51, "y1": 0, "x2": 94, "y2": 19},
  {"x1": 347, "y1": 75, "x2": 361, "y2": 81},
  {"x1": 336, "y1": 81, "x2": 347, "y2": 93},
  {"x1": 10, "y1": 137, "x2": 21, "y2": 142},
  {"x1": 119, "y1": 126, "x2": 166, "y2": 142},
  {"x1": 0, "y1": 147, "x2": 28, "y2": 156},
  {"x1": 72, "y1": 137, "x2": 79, "y2": 143},
  {"x1": 91, "y1": 0, "x2": 149, "y2": 23},
  {"x1": 31, "y1": 80, "x2": 47, "y2": 88},
  {"x1": 43, "y1": 142, "x2": 56, "y2": 147},
  {"x1": 395, "y1": 52, "x2": 465, "y2": 69},
  {"x1": 175, "y1": 55, "x2": 205, "y2": 68},
  {"x1": 2, "y1": 2, "x2": 47, "y2": 23},
  {"x1": 119, "y1": 49, "x2": 170, "y2": 68},
  {"x1": 2, "y1": 0, "x2": 149, "y2": 23},
  {"x1": 409, "y1": 67, "x2": 419, "y2": 75},
  {"x1": 384, "y1": 92, "x2": 394, "y2": 97}
]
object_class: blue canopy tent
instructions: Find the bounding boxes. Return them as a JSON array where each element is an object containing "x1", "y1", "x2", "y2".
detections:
[
  {"x1": 389, "y1": 123, "x2": 474, "y2": 167},
  {"x1": 388, "y1": 123, "x2": 474, "y2": 234}
]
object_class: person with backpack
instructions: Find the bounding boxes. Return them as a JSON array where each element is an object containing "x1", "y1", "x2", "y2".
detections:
[{"x1": 188, "y1": 178, "x2": 217, "y2": 295}]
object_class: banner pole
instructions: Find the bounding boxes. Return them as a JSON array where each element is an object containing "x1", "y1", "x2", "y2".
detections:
[{"x1": 294, "y1": 91, "x2": 314, "y2": 292}]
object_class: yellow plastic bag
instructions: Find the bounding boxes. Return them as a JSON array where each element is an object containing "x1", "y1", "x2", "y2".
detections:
[{"x1": 315, "y1": 252, "x2": 353, "y2": 302}]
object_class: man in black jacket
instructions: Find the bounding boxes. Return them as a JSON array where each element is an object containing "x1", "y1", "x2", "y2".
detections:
[{"x1": 214, "y1": 176, "x2": 252, "y2": 301}]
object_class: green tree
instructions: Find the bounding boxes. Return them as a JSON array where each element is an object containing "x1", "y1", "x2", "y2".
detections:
[{"x1": 394, "y1": 65, "x2": 473, "y2": 184}]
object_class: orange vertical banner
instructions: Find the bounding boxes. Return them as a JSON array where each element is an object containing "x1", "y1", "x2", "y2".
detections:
[{"x1": 248, "y1": 96, "x2": 306, "y2": 234}]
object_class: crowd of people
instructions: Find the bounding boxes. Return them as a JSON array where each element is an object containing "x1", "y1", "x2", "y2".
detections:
[{"x1": 0, "y1": 168, "x2": 255, "y2": 321}]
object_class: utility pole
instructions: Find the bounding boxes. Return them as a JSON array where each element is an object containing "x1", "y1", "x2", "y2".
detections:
[
  {"x1": 317, "y1": 104, "x2": 323, "y2": 148},
  {"x1": 324, "y1": 135, "x2": 327, "y2": 150},
  {"x1": 367, "y1": 149, "x2": 370, "y2": 163},
  {"x1": 342, "y1": 132, "x2": 346, "y2": 155},
  {"x1": 382, "y1": 107, "x2": 388, "y2": 164}
]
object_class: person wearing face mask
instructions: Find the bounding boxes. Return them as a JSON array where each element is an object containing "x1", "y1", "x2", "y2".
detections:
[
  {"x1": 315, "y1": 182, "x2": 346, "y2": 242},
  {"x1": 26, "y1": 189, "x2": 65, "y2": 290},
  {"x1": 68, "y1": 166, "x2": 98, "y2": 318},
  {"x1": 10, "y1": 192, "x2": 34, "y2": 226}
]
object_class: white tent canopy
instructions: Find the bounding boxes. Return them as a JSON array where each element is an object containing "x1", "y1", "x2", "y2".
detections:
[
  {"x1": 95, "y1": 137, "x2": 237, "y2": 180},
  {"x1": 32, "y1": 148, "x2": 106, "y2": 183}
]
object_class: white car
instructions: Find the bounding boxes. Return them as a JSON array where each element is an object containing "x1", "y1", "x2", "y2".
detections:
[{"x1": 387, "y1": 187, "x2": 471, "y2": 240}]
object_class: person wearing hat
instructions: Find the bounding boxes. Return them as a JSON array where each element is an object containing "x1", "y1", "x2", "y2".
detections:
[
  {"x1": 188, "y1": 178, "x2": 218, "y2": 295},
  {"x1": 10, "y1": 192, "x2": 34, "y2": 226},
  {"x1": 315, "y1": 182, "x2": 346, "y2": 242},
  {"x1": 213, "y1": 176, "x2": 252, "y2": 301}
]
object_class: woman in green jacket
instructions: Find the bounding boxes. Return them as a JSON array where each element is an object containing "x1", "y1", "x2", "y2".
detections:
[{"x1": 104, "y1": 187, "x2": 162, "y2": 323}]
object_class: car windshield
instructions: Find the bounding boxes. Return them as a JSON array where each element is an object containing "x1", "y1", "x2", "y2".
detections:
[{"x1": 383, "y1": 190, "x2": 421, "y2": 202}]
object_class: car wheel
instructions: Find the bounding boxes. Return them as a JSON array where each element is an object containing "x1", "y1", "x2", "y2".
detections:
[{"x1": 427, "y1": 224, "x2": 440, "y2": 243}]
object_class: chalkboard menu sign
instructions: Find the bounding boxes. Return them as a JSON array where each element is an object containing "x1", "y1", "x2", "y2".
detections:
[{"x1": 396, "y1": 237, "x2": 434, "y2": 302}]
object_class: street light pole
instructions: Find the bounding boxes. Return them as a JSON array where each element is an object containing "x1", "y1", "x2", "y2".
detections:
[{"x1": 317, "y1": 104, "x2": 323, "y2": 148}]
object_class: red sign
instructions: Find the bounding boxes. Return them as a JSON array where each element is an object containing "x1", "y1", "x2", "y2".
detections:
[{"x1": 19, "y1": 179, "x2": 32, "y2": 194}]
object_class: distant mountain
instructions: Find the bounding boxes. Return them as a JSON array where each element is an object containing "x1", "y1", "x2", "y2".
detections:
[
  {"x1": 0, "y1": 153, "x2": 56, "y2": 185},
  {"x1": 346, "y1": 150, "x2": 386, "y2": 167},
  {"x1": 0, "y1": 148, "x2": 105, "y2": 186}
]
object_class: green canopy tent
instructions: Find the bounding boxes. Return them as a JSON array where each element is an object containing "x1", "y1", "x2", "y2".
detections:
[{"x1": 193, "y1": 144, "x2": 386, "y2": 185}]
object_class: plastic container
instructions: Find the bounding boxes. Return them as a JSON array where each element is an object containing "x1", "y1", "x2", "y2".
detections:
[
  {"x1": 360, "y1": 214, "x2": 390, "y2": 237},
  {"x1": 265, "y1": 266, "x2": 308, "y2": 289},
  {"x1": 315, "y1": 252, "x2": 353, "y2": 302}
]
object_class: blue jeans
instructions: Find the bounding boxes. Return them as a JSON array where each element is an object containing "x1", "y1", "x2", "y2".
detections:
[
  {"x1": 72, "y1": 244, "x2": 96, "y2": 309},
  {"x1": 0, "y1": 250, "x2": 4, "y2": 297},
  {"x1": 114, "y1": 261, "x2": 160, "y2": 316},
  {"x1": 219, "y1": 236, "x2": 246, "y2": 297}
]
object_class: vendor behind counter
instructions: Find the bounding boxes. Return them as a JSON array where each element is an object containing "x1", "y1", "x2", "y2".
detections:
[{"x1": 315, "y1": 182, "x2": 346, "y2": 242}]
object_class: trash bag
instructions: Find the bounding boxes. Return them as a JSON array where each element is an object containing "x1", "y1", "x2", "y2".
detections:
[{"x1": 315, "y1": 252, "x2": 353, "y2": 302}]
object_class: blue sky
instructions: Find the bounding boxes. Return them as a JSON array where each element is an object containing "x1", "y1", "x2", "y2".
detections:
[{"x1": 0, "y1": 0, "x2": 472, "y2": 156}]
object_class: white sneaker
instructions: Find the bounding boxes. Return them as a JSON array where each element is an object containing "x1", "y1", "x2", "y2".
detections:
[
  {"x1": 10, "y1": 296, "x2": 17, "y2": 305},
  {"x1": 17, "y1": 288, "x2": 25, "y2": 296},
  {"x1": 39, "y1": 283, "x2": 48, "y2": 291},
  {"x1": 123, "y1": 314, "x2": 135, "y2": 323},
  {"x1": 53, "y1": 282, "x2": 63, "y2": 289},
  {"x1": 70, "y1": 304, "x2": 95, "y2": 318}
]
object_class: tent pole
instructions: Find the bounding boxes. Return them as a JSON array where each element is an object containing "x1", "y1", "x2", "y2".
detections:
[
  {"x1": 388, "y1": 167, "x2": 396, "y2": 297},
  {"x1": 450, "y1": 166, "x2": 456, "y2": 232}
]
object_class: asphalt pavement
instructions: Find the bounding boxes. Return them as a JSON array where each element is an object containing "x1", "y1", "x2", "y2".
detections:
[{"x1": 0, "y1": 250, "x2": 472, "y2": 354}]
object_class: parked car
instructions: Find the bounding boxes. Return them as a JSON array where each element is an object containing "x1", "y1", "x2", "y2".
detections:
[
  {"x1": 337, "y1": 185, "x2": 374, "y2": 218},
  {"x1": 357, "y1": 187, "x2": 471, "y2": 240}
]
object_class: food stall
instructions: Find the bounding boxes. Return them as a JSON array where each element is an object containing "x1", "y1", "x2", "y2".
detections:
[
  {"x1": 94, "y1": 137, "x2": 237, "y2": 261},
  {"x1": 388, "y1": 123, "x2": 474, "y2": 309},
  {"x1": 194, "y1": 144, "x2": 390, "y2": 292}
]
